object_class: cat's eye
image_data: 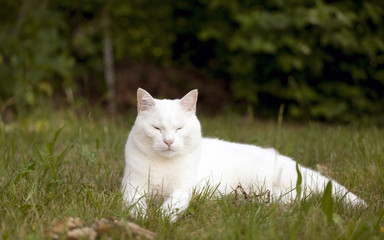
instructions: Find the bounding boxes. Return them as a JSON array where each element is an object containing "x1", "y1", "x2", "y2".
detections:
[
  {"x1": 152, "y1": 126, "x2": 161, "y2": 131},
  {"x1": 176, "y1": 127, "x2": 183, "y2": 131}
]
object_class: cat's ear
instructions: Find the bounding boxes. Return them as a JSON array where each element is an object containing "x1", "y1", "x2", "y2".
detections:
[
  {"x1": 180, "y1": 89, "x2": 198, "y2": 112},
  {"x1": 137, "y1": 88, "x2": 155, "y2": 113}
]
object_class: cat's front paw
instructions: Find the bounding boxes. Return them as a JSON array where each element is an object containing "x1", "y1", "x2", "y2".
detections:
[
  {"x1": 161, "y1": 189, "x2": 191, "y2": 222},
  {"x1": 124, "y1": 198, "x2": 147, "y2": 220}
]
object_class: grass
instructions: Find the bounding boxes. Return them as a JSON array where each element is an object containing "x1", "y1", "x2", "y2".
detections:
[{"x1": 1, "y1": 108, "x2": 383, "y2": 239}]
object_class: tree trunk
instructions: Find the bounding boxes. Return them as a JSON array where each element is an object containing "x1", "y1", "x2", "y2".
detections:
[
  {"x1": 102, "y1": 7, "x2": 117, "y2": 114},
  {"x1": 12, "y1": 0, "x2": 32, "y2": 37}
]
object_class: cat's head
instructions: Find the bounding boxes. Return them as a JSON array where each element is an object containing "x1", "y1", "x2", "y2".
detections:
[{"x1": 132, "y1": 88, "x2": 201, "y2": 158}]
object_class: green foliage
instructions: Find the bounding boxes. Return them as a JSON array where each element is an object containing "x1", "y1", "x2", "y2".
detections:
[
  {"x1": 1, "y1": 0, "x2": 383, "y2": 121},
  {"x1": 0, "y1": 0, "x2": 176, "y2": 112},
  {"x1": 196, "y1": 0, "x2": 384, "y2": 121},
  {"x1": 321, "y1": 181, "x2": 335, "y2": 224},
  {"x1": 0, "y1": 1, "x2": 74, "y2": 110},
  {"x1": 295, "y1": 163, "x2": 302, "y2": 203}
]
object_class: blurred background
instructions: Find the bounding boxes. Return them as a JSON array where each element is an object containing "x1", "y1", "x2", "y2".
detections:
[{"x1": 1, "y1": 0, "x2": 383, "y2": 122}]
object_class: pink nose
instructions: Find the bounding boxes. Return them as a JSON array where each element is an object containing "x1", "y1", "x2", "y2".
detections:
[{"x1": 164, "y1": 139, "x2": 174, "y2": 148}]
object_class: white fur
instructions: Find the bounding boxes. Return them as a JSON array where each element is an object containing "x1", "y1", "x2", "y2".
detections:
[{"x1": 121, "y1": 88, "x2": 366, "y2": 221}]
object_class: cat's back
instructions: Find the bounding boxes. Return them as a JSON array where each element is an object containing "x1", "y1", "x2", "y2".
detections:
[
  {"x1": 201, "y1": 137, "x2": 278, "y2": 162},
  {"x1": 198, "y1": 138, "x2": 296, "y2": 188}
]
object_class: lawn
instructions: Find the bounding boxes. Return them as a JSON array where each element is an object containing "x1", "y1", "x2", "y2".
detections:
[{"x1": 1, "y1": 108, "x2": 383, "y2": 239}]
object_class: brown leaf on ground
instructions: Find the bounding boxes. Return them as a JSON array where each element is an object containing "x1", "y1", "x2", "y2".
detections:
[
  {"x1": 46, "y1": 217, "x2": 85, "y2": 239},
  {"x1": 66, "y1": 227, "x2": 97, "y2": 240},
  {"x1": 115, "y1": 219, "x2": 156, "y2": 239},
  {"x1": 92, "y1": 218, "x2": 116, "y2": 234},
  {"x1": 45, "y1": 217, "x2": 156, "y2": 240},
  {"x1": 66, "y1": 217, "x2": 85, "y2": 230}
]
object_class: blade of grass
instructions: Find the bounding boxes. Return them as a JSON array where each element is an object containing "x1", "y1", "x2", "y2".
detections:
[
  {"x1": 295, "y1": 163, "x2": 302, "y2": 204},
  {"x1": 321, "y1": 181, "x2": 334, "y2": 225}
]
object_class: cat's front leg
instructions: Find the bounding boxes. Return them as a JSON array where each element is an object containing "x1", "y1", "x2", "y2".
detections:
[
  {"x1": 122, "y1": 185, "x2": 148, "y2": 218},
  {"x1": 161, "y1": 189, "x2": 191, "y2": 222}
]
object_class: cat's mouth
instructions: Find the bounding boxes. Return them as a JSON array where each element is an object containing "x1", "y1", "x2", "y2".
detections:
[
  {"x1": 160, "y1": 148, "x2": 178, "y2": 157},
  {"x1": 163, "y1": 148, "x2": 175, "y2": 152}
]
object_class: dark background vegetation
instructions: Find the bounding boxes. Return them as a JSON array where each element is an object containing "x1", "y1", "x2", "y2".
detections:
[{"x1": 1, "y1": 0, "x2": 384, "y2": 122}]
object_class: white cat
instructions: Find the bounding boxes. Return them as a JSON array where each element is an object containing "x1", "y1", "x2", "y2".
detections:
[{"x1": 121, "y1": 88, "x2": 366, "y2": 221}]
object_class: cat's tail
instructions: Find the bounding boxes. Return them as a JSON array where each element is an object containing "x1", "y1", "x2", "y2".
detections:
[{"x1": 300, "y1": 166, "x2": 367, "y2": 207}]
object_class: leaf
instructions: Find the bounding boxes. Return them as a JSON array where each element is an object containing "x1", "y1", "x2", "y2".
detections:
[
  {"x1": 46, "y1": 127, "x2": 65, "y2": 156},
  {"x1": 55, "y1": 144, "x2": 73, "y2": 168},
  {"x1": 321, "y1": 181, "x2": 334, "y2": 224},
  {"x1": 45, "y1": 217, "x2": 156, "y2": 240},
  {"x1": 295, "y1": 163, "x2": 302, "y2": 203},
  {"x1": 67, "y1": 227, "x2": 97, "y2": 240}
]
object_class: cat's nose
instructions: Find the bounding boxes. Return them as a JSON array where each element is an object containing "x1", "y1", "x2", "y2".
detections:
[{"x1": 164, "y1": 139, "x2": 174, "y2": 148}]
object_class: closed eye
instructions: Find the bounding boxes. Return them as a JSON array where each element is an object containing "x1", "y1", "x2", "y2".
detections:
[
  {"x1": 176, "y1": 127, "x2": 183, "y2": 131},
  {"x1": 152, "y1": 126, "x2": 161, "y2": 131}
]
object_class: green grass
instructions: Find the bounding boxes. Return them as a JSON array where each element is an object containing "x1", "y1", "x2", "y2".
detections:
[{"x1": 1, "y1": 109, "x2": 383, "y2": 239}]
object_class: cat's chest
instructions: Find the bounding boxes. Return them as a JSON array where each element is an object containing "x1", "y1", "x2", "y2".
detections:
[{"x1": 130, "y1": 158, "x2": 195, "y2": 192}]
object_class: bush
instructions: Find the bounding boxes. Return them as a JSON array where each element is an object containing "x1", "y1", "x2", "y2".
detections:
[
  {"x1": 1, "y1": 0, "x2": 383, "y2": 121},
  {"x1": 192, "y1": 0, "x2": 384, "y2": 121}
]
